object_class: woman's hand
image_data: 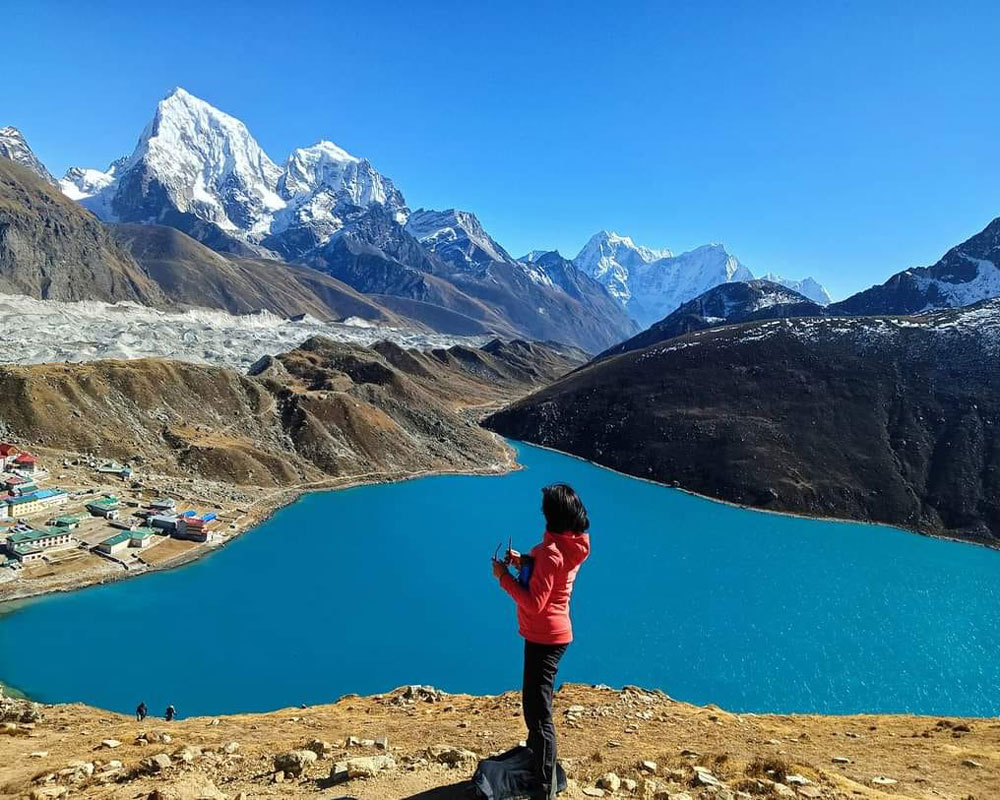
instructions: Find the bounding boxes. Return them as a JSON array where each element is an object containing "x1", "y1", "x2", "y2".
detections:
[{"x1": 492, "y1": 558, "x2": 507, "y2": 580}]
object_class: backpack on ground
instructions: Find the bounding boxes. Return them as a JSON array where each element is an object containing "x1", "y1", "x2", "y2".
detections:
[{"x1": 471, "y1": 746, "x2": 567, "y2": 800}]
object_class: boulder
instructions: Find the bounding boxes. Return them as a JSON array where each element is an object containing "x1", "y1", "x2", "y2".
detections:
[{"x1": 331, "y1": 754, "x2": 396, "y2": 781}]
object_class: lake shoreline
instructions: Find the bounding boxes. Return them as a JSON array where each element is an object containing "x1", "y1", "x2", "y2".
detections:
[
  {"x1": 0, "y1": 439, "x2": 521, "y2": 607},
  {"x1": 513, "y1": 439, "x2": 1000, "y2": 554}
]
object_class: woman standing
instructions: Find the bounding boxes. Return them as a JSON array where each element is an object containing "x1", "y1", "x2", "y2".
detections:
[{"x1": 492, "y1": 484, "x2": 591, "y2": 799}]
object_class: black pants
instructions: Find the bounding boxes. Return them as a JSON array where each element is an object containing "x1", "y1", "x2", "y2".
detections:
[{"x1": 522, "y1": 640, "x2": 567, "y2": 795}]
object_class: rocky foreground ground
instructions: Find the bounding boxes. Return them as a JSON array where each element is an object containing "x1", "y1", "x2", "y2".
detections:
[{"x1": 1, "y1": 685, "x2": 994, "y2": 800}]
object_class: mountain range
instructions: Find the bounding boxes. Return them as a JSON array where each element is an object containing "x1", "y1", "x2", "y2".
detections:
[
  {"x1": 571, "y1": 230, "x2": 831, "y2": 328},
  {"x1": 5, "y1": 86, "x2": 1000, "y2": 359}
]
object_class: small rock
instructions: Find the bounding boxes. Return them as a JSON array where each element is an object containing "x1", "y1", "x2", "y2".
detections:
[
  {"x1": 786, "y1": 775, "x2": 810, "y2": 786},
  {"x1": 29, "y1": 751, "x2": 48, "y2": 758},
  {"x1": 222, "y1": 741, "x2": 240, "y2": 755},
  {"x1": 692, "y1": 766, "x2": 722, "y2": 787},
  {"x1": 306, "y1": 738, "x2": 332, "y2": 756},
  {"x1": 339, "y1": 754, "x2": 396, "y2": 779},
  {"x1": 622, "y1": 777, "x2": 638, "y2": 792},
  {"x1": 961, "y1": 758, "x2": 982, "y2": 768},
  {"x1": 173, "y1": 745, "x2": 202, "y2": 764},
  {"x1": 99, "y1": 739, "x2": 121, "y2": 749},
  {"x1": 30, "y1": 787, "x2": 67, "y2": 800},
  {"x1": 426, "y1": 744, "x2": 477, "y2": 765},
  {"x1": 772, "y1": 784, "x2": 796, "y2": 798},
  {"x1": 871, "y1": 776, "x2": 897, "y2": 786},
  {"x1": 597, "y1": 772, "x2": 621, "y2": 792},
  {"x1": 639, "y1": 760, "x2": 657, "y2": 773},
  {"x1": 147, "y1": 775, "x2": 227, "y2": 800},
  {"x1": 141, "y1": 753, "x2": 172, "y2": 774},
  {"x1": 582, "y1": 789, "x2": 605, "y2": 798},
  {"x1": 831, "y1": 756, "x2": 851, "y2": 764},
  {"x1": 273, "y1": 749, "x2": 317, "y2": 777}
]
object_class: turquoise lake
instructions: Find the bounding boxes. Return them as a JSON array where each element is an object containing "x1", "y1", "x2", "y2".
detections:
[{"x1": 1, "y1": 442, "x2": 999, "y2": 717}]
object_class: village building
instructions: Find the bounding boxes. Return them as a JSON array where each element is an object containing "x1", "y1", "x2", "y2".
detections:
[
  {"x1": 50, "y1": 514, "x2": 84, "y2": 530},
  {"x1": 150, "y1": 498, "x2": 176, "y2": 511},
  {"x1": 5, "y1": 526, "x2": 75, "y2": 562},
  {"x1": 0, "y1": 444, "x2": 20, "y2": 471},
  {"x1": 96, "y1": 461, "x2": 134, "y2": 479},
  {"x1": 149, "y1": 514, "x2": 179, "y2": 533},
  {"x1": 12, "y1": 454, "x2": 39, "y2": 474},
  {"x1": 2, "y1": 475, "x2": 27, "y2": 492},
  {"x1": 96, "y1": 530, "x2": 132, "y2": 555},
  {"x1": 7, "y1": 488, "x2": 69, "y2": 517},
  {"x1": 85, "y1": 496, "x2": 120, "y2": 519},
  {"x1": 129, "y1": 528, "x2": 156, "y2": 548},
  {"x1": 176, "y1": 514, "x2": 214, "y2": 542}
]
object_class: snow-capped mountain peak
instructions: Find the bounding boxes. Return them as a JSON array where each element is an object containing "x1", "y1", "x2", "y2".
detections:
[
  {"x1": 405, "y1": 208, "x2": 514, "y2": 270},
  {"x1": 573, "y1": 230, "x2": 672, "y2": 304},
  {"x1": 0, "y1": 126, "x2": 57, "y2": 184},
  {"x1": 59, "y1": 161, "x2": 123, "y2": 200},
  {"x1": 760, "y1": 272, "x2": 832, "y2": 305},
  {"x1": 62, "y1": 87, "x2": 406, "y2": 256},
  {"x1": 519, "y1": 249, "x2": 560, "y2": 264},
  {"x1": 279, "y1": 140, "x2": 360, "y2": 198},
  {"x1": 125, "y1": 86, "x2": 285, "y2": 235}
]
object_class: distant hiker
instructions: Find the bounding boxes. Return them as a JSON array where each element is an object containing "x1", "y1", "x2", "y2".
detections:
[
  {"x1": 492, "y1": 484, "x2": 591, "y2": 799},
  {"x1": 136, "y1": 701, "x2": 147, "y2": 722},
  {"x1": 164, "y1": 704, "x2": 176, "y2": 722}
]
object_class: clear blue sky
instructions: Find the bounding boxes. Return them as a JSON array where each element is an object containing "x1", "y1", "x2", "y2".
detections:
[{"x1": 4, "y1": 0, "x2": 1000, "y2": 299}]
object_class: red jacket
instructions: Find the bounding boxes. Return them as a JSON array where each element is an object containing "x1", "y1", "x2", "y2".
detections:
[{"x1": 500, "y1": 530, "x2": 591, "y2": 645}]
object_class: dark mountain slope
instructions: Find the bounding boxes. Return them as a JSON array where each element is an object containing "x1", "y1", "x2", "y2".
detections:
[
  {"x1": 486, "y1": 303, "x2": 1000, "y2": 545},
  {"x1": 0, "y1": 159, "x2": 163, "y2": 303},
  {"x1": 832, "y1": 216, "x2": 1000, "y2": 315},
  {"x1": 597, "y1": 279, "x2": 824, "y2": 360},
  {"x1": 109, "y1": 223, "x2": 408, "y2": 324},
  {"x1": 446, "y1": 251, "x2": 640, "y2": 354}
]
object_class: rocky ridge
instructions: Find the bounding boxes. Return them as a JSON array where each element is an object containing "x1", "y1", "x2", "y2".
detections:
[
  {"x1": 0, "y1": 335, "x2": 583, "y2": 488},
  {"x1": 0, "y1": 684, "x2": 994, "y2": 800}
]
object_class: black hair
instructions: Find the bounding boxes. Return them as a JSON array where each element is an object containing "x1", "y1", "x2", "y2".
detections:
[{"x1": 542, "y1": 483, "x2": 589, "y2": 533}]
